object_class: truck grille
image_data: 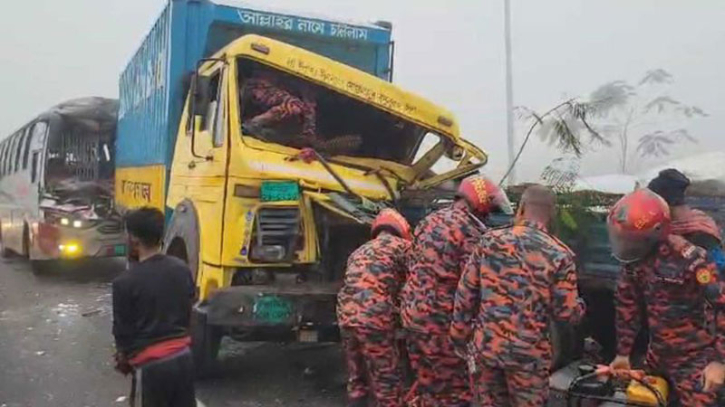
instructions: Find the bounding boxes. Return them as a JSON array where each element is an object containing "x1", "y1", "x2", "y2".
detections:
[{"x1": 251, "y1": 207, "x2": 300, "y2": 262}]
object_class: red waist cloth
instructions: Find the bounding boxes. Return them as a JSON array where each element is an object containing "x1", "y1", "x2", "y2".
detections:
[{"x1": 129, "y1": 336, "x2": 191, "y2": 367}]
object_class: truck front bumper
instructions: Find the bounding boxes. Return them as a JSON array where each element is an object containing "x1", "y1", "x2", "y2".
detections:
[{"x1": 202, "y1": 283, "x2": 341, "y2": 342}]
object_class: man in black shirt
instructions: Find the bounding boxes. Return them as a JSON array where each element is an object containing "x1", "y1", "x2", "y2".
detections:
[{"x1": 112, "y1": 207, "x2": 196, "y2": 407}]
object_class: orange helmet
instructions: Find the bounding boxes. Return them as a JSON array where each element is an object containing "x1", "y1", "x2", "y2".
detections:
[
  {"x1": 607, "y1": 188, "x2": 671, "y2": 263},
  {"x1": 371, "y1": 208, "x2": 412, "y2": 241},
  {"x1": 457, "y1": 175, "x2": 513, "y2": 217}
]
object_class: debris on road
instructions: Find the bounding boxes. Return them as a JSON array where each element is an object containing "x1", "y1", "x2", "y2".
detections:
[
  {"x1": 52, "y1": 303, "x2": 79, "y2": 318},
  {"x1": 82, "y1": 309, "x2": 102, "y2": 317}
]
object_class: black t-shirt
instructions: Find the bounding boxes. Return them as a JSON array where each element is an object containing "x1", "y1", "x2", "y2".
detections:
[{"x1": 112, "y1": 254, "x2": 195, "y2": 356}]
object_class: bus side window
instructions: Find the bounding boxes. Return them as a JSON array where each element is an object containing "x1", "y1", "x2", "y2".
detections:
[
  {"x1": 14, "y1": 128, "x2": 27, "y2": 173},
  {"x1": 0, "y1": 139, "x2": 10, "y2": 176},
  {"x1": 30, "y1": 151, "x2": 40, "y2": 184},
  {"x1": 7, "y1": 135, "x2": 17, "y2": 174},
  {"x1": 25, "y1": 121, "x2": 46, "y2": 170},
  {"x1": 22, "y1": 127, "x2": 33, "y2": 169},
  {"x1": 0, "y1": 142, "x2": 5, "y2": 177}
]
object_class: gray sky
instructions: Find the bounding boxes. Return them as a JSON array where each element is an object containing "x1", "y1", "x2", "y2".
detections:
[{"x1": 0, "y1": 0, "x2": 723, "y2": 181}]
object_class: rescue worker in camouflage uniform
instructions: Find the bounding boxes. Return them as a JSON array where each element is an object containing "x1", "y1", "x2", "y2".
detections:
[
  {"x1": 649, "y1": 169, "x2": 725, "y2": 373},
  {"x1": 608, "y1": 188, "x2": 725, "y2": 406},
  {"x1": 400, "y1": 174, "x2": 512, "y2": 407},
  {"x1": 450, "y1": 184, "x2": 586, "y2": 407},
  {"x1": 337, "y1": 209, "x2": 412, "y2": 407}
]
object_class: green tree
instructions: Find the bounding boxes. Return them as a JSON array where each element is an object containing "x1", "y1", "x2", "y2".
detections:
[
  {"x1": 582, "y1": 69, "x2": 706, "y2": 173},
  {"x1": 499, "y1": 99, "x2": 605, "y2": 185}
]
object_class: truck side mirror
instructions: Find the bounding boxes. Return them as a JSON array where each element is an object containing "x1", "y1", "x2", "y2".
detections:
[{"x1": 191, "y1": 74, "x2": 211, "y2": 117}]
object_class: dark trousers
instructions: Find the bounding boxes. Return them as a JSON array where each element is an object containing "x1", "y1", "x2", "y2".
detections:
[{"x1": 136, "y1": 349, "x2": 196, "y2": 407}]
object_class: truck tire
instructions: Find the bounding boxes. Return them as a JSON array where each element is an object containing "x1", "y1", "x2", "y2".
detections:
[
  {"x1": 191, "y1": 308, "x2": 222, "y2": 378},
  {"x1": 163, "y1": 200, "x2": 201, "y2": 282}
]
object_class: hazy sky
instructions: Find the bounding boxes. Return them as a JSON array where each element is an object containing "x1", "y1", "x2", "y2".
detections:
[{"x1": 0, "y1": 0, "x2": 723, "y2": 181}]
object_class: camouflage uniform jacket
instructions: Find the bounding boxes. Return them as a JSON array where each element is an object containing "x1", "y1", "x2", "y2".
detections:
[
  {"x1": 337, "y1": 232, "x2": 411, "y2": 331},
  {"x1": 450, "y1": 220, "x2": 585, "y2": 368},
  {"x1": 615, "y1": 234, "x2": 725, "y2": 365},
  {"x1": 400, "y1": 200, "x2": 485, "y2": 335}
]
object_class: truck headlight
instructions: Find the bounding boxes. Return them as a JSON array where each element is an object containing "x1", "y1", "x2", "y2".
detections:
[
  {"x1": 60, "y1": 218, "x2": 70, "y2": 226},
  {"x1": 72, "y1": 220, "x2": 82, "y2": 228}
]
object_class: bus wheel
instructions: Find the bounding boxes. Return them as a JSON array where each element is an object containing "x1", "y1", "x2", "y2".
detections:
[
  {"x1": 0, "y1": 227, "x2": 11, "y2": 258},
  {"x1": 22, "y1": 224, "x2": 30, "y2": 259},
  {"x1": 31, "y1": 260, "x2": 52, "y2": 275},
  {"x1": 191, "y1": 307, "x2": 222, "y2": 379}
]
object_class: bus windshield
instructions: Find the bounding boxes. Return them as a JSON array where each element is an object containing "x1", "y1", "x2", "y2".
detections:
[{"x1": 41, "y1": 98, "x2": 118, "y2": 218}]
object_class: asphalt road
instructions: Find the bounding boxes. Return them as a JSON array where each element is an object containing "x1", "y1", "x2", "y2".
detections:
[{"x1": 0, "y1": 256, "x2": 346, "y2": 407}]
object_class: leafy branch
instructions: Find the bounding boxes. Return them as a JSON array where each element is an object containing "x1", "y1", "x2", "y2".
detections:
[{"x1": 499, "y1": 99, "x2": 605, "y2": 185}]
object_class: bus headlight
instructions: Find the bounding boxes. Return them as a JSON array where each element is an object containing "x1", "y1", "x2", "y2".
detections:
[
  {"x1": 72, "y1": 220, "x2": 82, "y2": 228},
  {"x1": 60, "y1": 218, "x2": 70, "y2": 226},
  {"x1": 58, "y1": 243, "x2": 81, "y2": 256}
]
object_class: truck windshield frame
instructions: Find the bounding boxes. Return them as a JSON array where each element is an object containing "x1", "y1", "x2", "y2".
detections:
[{"x1": 235, "y1": 57, "x2": 452, "y2": 168}]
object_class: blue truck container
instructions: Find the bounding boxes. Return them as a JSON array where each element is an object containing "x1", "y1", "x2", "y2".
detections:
[{"x1": 116, "y1": 0, "x2": 393, "y2": 171}]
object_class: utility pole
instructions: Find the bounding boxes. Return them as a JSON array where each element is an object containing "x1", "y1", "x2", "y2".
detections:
[{"x1": 504, "y1": 0, "x2": 516, "y2": 185}]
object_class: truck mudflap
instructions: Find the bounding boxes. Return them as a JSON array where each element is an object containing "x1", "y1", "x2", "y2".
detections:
[{"x1": 204, "y1": 282, "x2": 342, "y2": 342}]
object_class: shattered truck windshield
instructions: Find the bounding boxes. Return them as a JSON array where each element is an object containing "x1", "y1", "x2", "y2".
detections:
[{"x1": 238, "y1": 60, "x2": 433, "y2": 163}]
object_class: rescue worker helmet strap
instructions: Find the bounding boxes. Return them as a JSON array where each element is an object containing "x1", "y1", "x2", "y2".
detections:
[
  {"x1": 607, "y1": 188, "x2": 671, "y2": 263},
  {"x1": 457, "y1": 175, "x2": 514, "y2": 217},
  {"x1": 371, "y1": 208, "x2": 412, "y2": 241}
]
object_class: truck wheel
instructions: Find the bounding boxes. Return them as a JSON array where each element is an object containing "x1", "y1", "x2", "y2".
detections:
[
  {"x1": 191, "y1": 308, "x2": 222, "y2": 378},
  {"x1": 164, "y1": 200, "x2": 201, "y2": 282}
]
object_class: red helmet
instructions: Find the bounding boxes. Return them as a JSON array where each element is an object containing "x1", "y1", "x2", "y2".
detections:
[
  {"x1": 457, "y1": 175, "x2": 513, "y2": 217},
  {"x1": 607, "y1": 188, "x2": 671, "y2": 263},
  {"x1": 371, "y1": 208, "x2": 412, "y2": 241}
]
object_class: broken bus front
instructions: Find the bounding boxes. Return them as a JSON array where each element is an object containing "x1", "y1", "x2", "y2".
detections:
[{"x1": 0, "y1": 98, "x2": 126, "y2": 270}]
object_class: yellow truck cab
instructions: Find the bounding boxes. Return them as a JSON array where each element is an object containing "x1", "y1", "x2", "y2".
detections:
[{"x1": 115, "y1": 1, "x2": 486, "y2": 372}]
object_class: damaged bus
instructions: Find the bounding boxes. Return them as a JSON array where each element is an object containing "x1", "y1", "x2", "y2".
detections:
[
  {"x1": 0, "y1": 98, "x2": 126, "y2": 273},
  {"x1": 116, "y1": 0, "x2": 486, "y2": 374}
]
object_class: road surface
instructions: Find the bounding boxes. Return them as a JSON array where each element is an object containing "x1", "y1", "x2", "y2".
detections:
[{"x1": 0, "y1": 256, "x2": 346, "y2": 407}]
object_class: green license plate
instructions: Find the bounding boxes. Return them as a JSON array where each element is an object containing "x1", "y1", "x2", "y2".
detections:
[
  {"x1": 261, "y1": 181, "x2": 300, "y2": 202},
  {"x1": 114, "y1": 244, "x2": 127, "y2": 256},
  {"x1": 253, "y1": 295, "x2": 293, "y2": 323}
]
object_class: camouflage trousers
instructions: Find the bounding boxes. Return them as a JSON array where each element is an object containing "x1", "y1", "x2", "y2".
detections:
[
  {"x1": 649, "y1": 355, "x2": 720, "y2": 407},
  {"x1": 405, "y1": 330, "x2": 472, "y2": 407},
  {"x1": 249, "y1": 86, "x2": 316, "y2": 137},
  {"x1": 341, "y1": 326, "x2": 403, "y2": 407},
  {"x1": 470, "y1": 363, "x2": 549, "y2": 407}
]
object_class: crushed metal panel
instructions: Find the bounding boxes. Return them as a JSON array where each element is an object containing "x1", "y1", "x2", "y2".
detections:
[{"x1": 304, "y1": 191, "x2": 374, "y2": 224}]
